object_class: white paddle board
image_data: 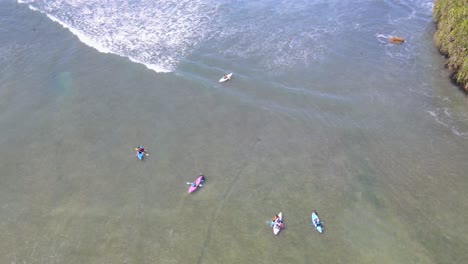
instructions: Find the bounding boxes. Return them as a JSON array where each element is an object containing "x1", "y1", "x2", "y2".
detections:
[{"x1": 219, "y1": 73, "x2": 233, "y2": 83}]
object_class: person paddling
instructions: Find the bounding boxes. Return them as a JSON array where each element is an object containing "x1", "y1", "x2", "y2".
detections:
[
  {"x1": 138, "y1": 146, "x2": 146, "y2": 153},
  {"x1": 136, "y1": 146, "x2": 149, "y2": 156},
  {"x1": 314, "y1": 218, "x2": 321, "y2": 227}
]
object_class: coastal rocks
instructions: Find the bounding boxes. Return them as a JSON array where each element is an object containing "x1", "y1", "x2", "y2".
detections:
[{"x1": 388, "y1": 37, "x2": 405, "y2": 44}]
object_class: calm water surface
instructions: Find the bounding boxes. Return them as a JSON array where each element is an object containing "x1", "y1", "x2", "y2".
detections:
[{"x1": 1, "y1": 0, "x2": 467, "y2": 263}]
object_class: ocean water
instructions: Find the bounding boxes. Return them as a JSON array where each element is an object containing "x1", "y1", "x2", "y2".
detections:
[{"x1": 1, "y1": 0, "x2": 468, "y2": 263}]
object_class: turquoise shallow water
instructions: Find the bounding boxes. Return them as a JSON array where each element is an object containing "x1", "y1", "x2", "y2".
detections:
[{"x1": 1, "y1": 0, "x2": 468, "y2": 263}]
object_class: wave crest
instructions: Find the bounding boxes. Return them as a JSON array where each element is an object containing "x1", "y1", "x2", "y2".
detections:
[{"x1": 19, "y1": 0, "x2": 219, "y2": 72}]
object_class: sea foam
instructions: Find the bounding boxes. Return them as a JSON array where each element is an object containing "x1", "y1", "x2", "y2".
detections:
[{"x1": 18, "y1": 0, "x2": 220, "y2": 73}]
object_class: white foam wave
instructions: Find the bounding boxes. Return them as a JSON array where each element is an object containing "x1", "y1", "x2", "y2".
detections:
[
  {"x1": 428, "y1": 108, "x2": 468, "y2": 139},
  {"x1": 42, "y1": 10, "x2": 112, "y2": 54},
  {"x1": 18, "y1": 0, "x2": 436, "y2": 74},
  {"x1": 428, "y1": 110, "x2": 449, "y2": 127},
  {"x1": 18, "y1": 0, "x2": 220, "y2": 73}
]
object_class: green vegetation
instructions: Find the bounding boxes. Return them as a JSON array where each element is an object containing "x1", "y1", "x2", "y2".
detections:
[{"x1": 433, "y1": 0, "x2": 468, "y2": 91}]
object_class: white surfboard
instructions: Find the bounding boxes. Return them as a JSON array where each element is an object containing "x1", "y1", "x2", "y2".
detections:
[{"x1": 219, "y1": 73, "x2": 233, "y2": 83}]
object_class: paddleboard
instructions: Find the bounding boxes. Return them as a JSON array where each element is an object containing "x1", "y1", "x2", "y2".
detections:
[
  {"x1": 312, "y1": 210, "x2": 323, "y2": 234},
  {"x1": 219, "y1": 73, "x2": 233, "y2": 83},
  {"x1": 273, "y1": 212, "x2": 284, "y2": 235},
  {"x1": 188, "y1": 175, "x2": 205, "y2": 193}
]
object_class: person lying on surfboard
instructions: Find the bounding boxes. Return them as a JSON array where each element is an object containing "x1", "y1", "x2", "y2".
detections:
[{"x1": 223, "y1": 74, "x2": 230, "y2": 80}]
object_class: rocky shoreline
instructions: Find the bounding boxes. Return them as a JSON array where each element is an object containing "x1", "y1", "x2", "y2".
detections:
[{"x1": 433, "y1": 0, "x2": 468, "y2": 92}]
